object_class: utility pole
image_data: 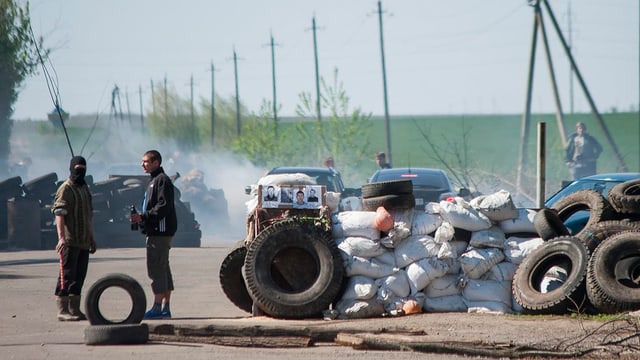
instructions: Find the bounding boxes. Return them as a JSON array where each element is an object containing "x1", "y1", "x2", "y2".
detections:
[
  {"x1": 269, "y1": 31, "x2": 279, "y2": 137},
  {"x1": 150, "y1": 79, "x2": 155, "y2": 114},
  {"x1": 376, "y1": 0, "x2": 392, "y2": 166},
  {"x1": 567, "y1": 1, "x2": 574, "y2": 114},
  {"x1": 190, "y1": 74, "x2": 195, "y2": 149},
  {"x1": 233, "y1": 48, "x2": 241, "y2": 136},
  {"x1": 138, "y1": 85, "x2": 144, "y2": 130},
  {"x1": 312, "y1": 16, "x2": 322, "y2": 122},
  {"x1": 125, "y1": 87, "x2": 132, "y2": 124},
  {"x1": 210, "y1": 62, "x2": 216, "y2": 147},
  {"x1": 164, "y1": 75, "x2": 168, "y2": 127}
]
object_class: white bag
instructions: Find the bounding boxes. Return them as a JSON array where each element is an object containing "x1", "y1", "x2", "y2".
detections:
[
  {"x1": 336, "y1": 298, "x2": 385, "y2": 319},
  {"x1": 332, "y1": 211, "x2": 380, "y2": 240},
  {"x1": 459, "y1": 247, "x2": 505, "y2": 279},
  {"x1": 499, "y1": 208, "x2": 538, "y2": 234},
  {"x1": 337, "y1": 236, "x2": 386, "y2": 258},
  {"x1": 411, "y1": 212, "x2": 443, "y2": 235},
  {"x1": 345, "y1": 255, "x2": 398, "y2": 278},
  {"x1": 473, "y1": 190, "x2": 518, "y2": 222},
  {"x1": 462, "y1": 279, "x2": 512, "y2": 307},
  {"x1": 340, "y1": 275, "x2": 377, "y2": 300},
  {"x1": 482, "y1": 261, "x2": 518, "y2": 281},
  {"x1": 394, "y1": 235, "x2": 441, "y2": 268},
  {"x1": 375, "y1": 269, "x2": 411, "y2": 298},
  {"x1": 469, "y1": 227, "x2": 506, "y2": 249},
  {"x1": 424, "y1": 274, "x2": 462, "y2": 298},
  {"x1": 503, "y1": 236, "x2": 544, "y2": 264},
  {"x1": 406, "y1": 257, "x2": 449, "y2": 294},
  {"x1": 424, "y1": 294, "x2": 467, "y2": 313}
]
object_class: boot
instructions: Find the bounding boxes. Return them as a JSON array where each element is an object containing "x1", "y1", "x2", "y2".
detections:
[
  {"x1": 57, "y1": 296, "x2": 80, "y2": 321},
  {"x1": 68, "y1": 295, "x2": 87, "y2": 320}
]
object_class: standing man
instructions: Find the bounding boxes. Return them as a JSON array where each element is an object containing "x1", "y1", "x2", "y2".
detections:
[
  {"x1": 52, "y1": 155, "x2": 96, "y2": 321},
  {"x1": 565, "y1": 122, "x2": 603, "y2": 180},
  {"x1": 375, "y1": 152, "x2": 391, "y2": 169},
  {"x1": 131, "y1": 150, "x2": 178, "y2": 319}
]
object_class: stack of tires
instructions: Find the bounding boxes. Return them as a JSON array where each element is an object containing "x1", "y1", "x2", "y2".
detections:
[
  {"x1": 361, "y1": 180, "x2": 415, "y2": 212},
  {"x1": 513, "y1": 179, "x2": 640, "y2": 315}
]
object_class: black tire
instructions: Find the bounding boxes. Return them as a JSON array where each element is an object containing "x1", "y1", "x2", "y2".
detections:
[
  {"x1": 550, "y1": 189, "x2": 615, "y2": 241},
  {"x1": 362, "y1": 194, "x2": 416, "y2": 211},
  {"x1": 243, "y1": 218, "x2": 344, "y2": 319},
  {"x1": 608, "y1": 179, "x2": 640, "y2": 214},
  {"x1": 22, "y1": 172, "x2": 58, "y2": 194},
  {"x1": 512, "y1": 236, "x2": 590, "y2": 314},
  {"x1": 586, "y1": 231, "x2": 640, "y2": 314},
  {"x1": 0, "y1": 176, "x2": 23, "y2": 200},
  {"x1": 84, "y1": 324, "x2": 149, "y2": 345},
  {"x1": 581, "y1": 219, "x2": 640, "y2": 252},
  {"x1": 219, "y1": 241, "x2": 253, "y2": 313},
  {"x1": 86, "y1": 273, "x2": 146, "y2": 325},
  {"x1": 534, "y1": 208, "x2": 570, "y2": 241},
  {"x1": 361, "y1": 180, "x2": 413, "y2": 198}
]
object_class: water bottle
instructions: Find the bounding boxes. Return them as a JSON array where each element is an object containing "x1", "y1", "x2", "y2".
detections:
[{"x1": 130, "y1": 205, "x2": 139, "y2": 231}]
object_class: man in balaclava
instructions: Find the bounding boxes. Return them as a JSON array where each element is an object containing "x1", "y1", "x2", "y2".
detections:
[{"x1": 52, "y1": 155, "x2": 96, "y2": 321}]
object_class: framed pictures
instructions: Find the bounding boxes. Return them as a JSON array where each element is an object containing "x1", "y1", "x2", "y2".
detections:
[{"x1": 258, "y1": 184, "x2": 325, "y2": 209}]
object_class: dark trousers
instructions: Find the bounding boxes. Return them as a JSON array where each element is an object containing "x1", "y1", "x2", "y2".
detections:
[
  {"x1": 55, "y1": 246, "x2": 89, "y2": 296},
  {"x1": 146, "y1": 236, "x2": 174, "y2": 295}
]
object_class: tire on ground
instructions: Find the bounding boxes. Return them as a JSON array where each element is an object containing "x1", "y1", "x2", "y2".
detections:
[
  {"x1": 362, "y1": 194, "x2": 416, "y2": 211},
  {"x1": 550, "y1": 189, "x2": 615, "y2": 241},
  {"x1": 534, "y1": 208, "x2": 570, "y2": 240},
  {"x1": 243, "y1": 218, "x2": 344, "y2": 319},
  {"x1": 512, "y1": 236, "x2": 590, "y2": 314},
  {"x1": 84, "y1": 324, "x2": 149, "y2": 345},
  {"x1": 586, "y1": 231, "x2": 640, "y2": 314},
  {"x1": 86, "y1": 273, "x2": 146, "y2": 325},
  {"x1": 608, "y1": 179, "x2": 640, "y2": 215},
  {"x1": 219, "y1": 240, "x2": 253, "y2": 313},
  {"x1": 581, "y1": 219, "x2": 640, "y2": 252},
  {"x1": 361, "y1": 180, "x2": 413, "y2": 198}
]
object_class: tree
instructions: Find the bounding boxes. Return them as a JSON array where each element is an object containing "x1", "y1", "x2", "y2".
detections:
[{"x1": 0, "y1": 0, "x2": 44, "y2": 176}]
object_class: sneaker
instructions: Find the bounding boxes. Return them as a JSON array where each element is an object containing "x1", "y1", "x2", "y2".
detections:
[
  {"x1": 144, "y1": 309, "x2": 165, "y2": 319},
  {"x1": 161, "y1": 310, "x2": 172, "y2": 318}
]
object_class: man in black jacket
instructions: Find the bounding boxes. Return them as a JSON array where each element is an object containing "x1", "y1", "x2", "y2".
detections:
[
  {"x1": 565, "y1": 122, "x2": 603, "y2": 180},
  {"x1": 131, "y1": 150, "x2": 177, "y2": 319}
]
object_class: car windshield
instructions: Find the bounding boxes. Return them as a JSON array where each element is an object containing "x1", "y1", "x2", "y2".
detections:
[{"x1": 545, "y1": 179, "x2": 622, "y2": 207}]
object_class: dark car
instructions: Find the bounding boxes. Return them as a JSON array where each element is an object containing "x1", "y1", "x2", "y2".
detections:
[
  {"x1": 245, "y1": 166, "x2": 361, "y2": 197},
  {"x1": 544, "y1": 172, "x2": 640, "y2": 234},
  {"x1": 368, "y1": 167, "x2": 463, "y2": 209}
]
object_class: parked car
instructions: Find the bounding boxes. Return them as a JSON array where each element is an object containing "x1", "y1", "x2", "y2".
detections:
[
  {"x1": 544, "y1": 172, "x2": 640, "y2": 234},
  {"x1": 367, "y1": 167, "x2": 467, "y2": 209},
  {"x1": 245, "y1": 166, "x2": 360, "y2": 197}
]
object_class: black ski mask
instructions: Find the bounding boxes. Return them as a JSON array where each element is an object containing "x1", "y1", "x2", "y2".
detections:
[{"x1": 69, "y1": 156, "x2": 87, "y2": 185}]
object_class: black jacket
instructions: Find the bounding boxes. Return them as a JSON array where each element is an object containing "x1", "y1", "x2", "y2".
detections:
[{"x1": 141, "y1": 166, "x2": 177, "y2": 236}]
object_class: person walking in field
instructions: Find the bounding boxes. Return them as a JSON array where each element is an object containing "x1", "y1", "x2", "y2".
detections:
[{"x1": 565, "y1": 122, "x2": 602, "y2": 180}]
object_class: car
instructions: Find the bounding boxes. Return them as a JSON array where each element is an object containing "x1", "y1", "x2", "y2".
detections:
[
  {"x1": 367, "y1": 167, "x2": 467, "y2": 209},
  {"x1": 245, "y1": 166, "x2": 361, "y2": 197},
  {"x1": 544, "y1": 172, "x2": 640, "y2": 234}
]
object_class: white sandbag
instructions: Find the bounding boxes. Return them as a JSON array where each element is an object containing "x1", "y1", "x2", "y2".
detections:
[
  {"x1": 462, "y1": 279, "x2": 512, "y2": 306},
  {"x1": 424, "y1": 294, "x2": 467, "y2": 313},
  {"x1": 437, "y1": 241, "x2": 456, "y2": 260},
  {"x1": 340, "y1": 275, "x2": 377, "y2": 300},
  {"x1": 389, "y1": 208, "x2": 415, "y2": 230},
  {"x1": 336, "y1": 298, "x2": 385, "y2": 319},
  {"x1": 411, "y1": 212, "x2": 443, "y2": 235},
  {"x1": 374, "y1": 250, "x2": 396, "y2": 267},
  {"x1": 331, "y1": 211, "x2": 380, "y2": 240},
  {"x1": 449, "y1": 240, "x2": 470, "y2": 258},
  {"x1": 466, "y1": 300, "x2": 512, "y2": 314},
  {"x1": 376, "y1": 269, "x2": 411, "y2": 299},
  {"x1": 425, "y1": 274, "x2": 462, "y2": 298},
  {"x1": 443, "y1": 257, "x2": 461, "y2": 275},
  {"x1": 503, "y1": 236, "x2": 544, "y2": 264},
  {"x1": 473, "y1": 190, "x2": 518, "y2": 222},
  {"x1": 394, "y1": 235, "x2": 441, "y2": 268},
  {"x1": 340, "y1": 196, "x2": 363, "y2": 211},
  {"x1": 499, "y1": 208, "x2": 538, "y2": 234},
  {"x1": 469, "y1": 227, "x2": 506, "y2": 249},
  {"x1": 380, "y1": 222, "x2": 411, "y2": 248},
  {"x1": 326, "y1": 191, "x2": 341, "y2": 213},
  {"x1": 434, "y1": 221, "x2": 455, "y2": 243},
  {"x1": 541, "y1": 265, "x2": 568, "y2": 293},
  {"x1": 337, "y1": 236, "x2": 386, "y2": 258},
  {"x1": 439, "y1": 200, "x2": 492, "y2": 232},
  {"x1": 258, "y1": 173, "x2": 316, "y2": 186},
  {"x1": 459, "y1": 247, "x2": 505, "y2": 279},
  {"x1": 345, "y1": 255, "x2": 398, "y2": 278},
  {"x1": 406, "y1": 257, "x2": 449, "y2": 294},
  {"x1": 482, "y1": 261, "x2": 518, "y2": 281}
]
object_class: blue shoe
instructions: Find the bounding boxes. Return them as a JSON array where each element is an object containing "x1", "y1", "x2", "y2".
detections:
[
  {"x1": 144, "y1": 309, "x2": 164, "y2": 319},
  {"x1": 161, "y1": 310, "x2": 172, "y2": 318}
]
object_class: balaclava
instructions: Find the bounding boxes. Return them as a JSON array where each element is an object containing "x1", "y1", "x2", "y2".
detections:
[{"x1": 69, "y1": 155, "x2": 87, "y2": 185}]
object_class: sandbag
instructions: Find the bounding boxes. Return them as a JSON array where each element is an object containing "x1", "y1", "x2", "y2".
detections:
[
  {"x1": 434, "y1": 221, "x2": 455, "y2": 243},
  {"x1": 482, "y1": 261, "x2": 518, "y2": 281},
  {"x1": 345, "y1": 255, "x2": 398, "y2": 278},
  {"x1": 469, "y1": 227, "x2": 506, "y2": 249},
  {"x1": 424, "y1": 274, "x2": 462, "y2": 298},
  {"x1": 466, "y1": 300, "x2": 513, "y2": 314},
  {"x1": 331, "y1": 211, "x2": 380, "y2": 240},
  {"x1": 472, "y1": 190, "x2": 518, "y2": 222},
  {"x1": 411, "y1": 211, "x2": 443, "y2": 235},
  {"x1": 376, "y1": 269, "x2": 411, "y2": 299},
  {"x1": 424, "y1": 294, "x2": 467, "y2": 313},
  {"x1": 462, "y1": 279, "x2": 512, "y2": 307},
  {"x1": 336, "y1": 298, "x2": 385, "y2": 319},
  {"x1": 394, "y1": 235, "x2": 441, "y2": 268},
  {"x1": 459, "y1": 247, "x2": 505, "y2": 279},
  {"x1": 503, "y1": 236, "x2": 544, "y2": 264},
  {"x1": 439, "y1": 200, "x2": 492, "y2": 232},
  {"x1": 499, "y1": 208, "x2": 538, "y2": 234},
  {"x1": 337, "y1": 236, "x2": 387, "y2": 258},
  {"x1": 406, "y1": 257, "x2": 449, "y2": 294},
  {"x1": 340, "y1": 275, "x2": 377, "y2": 300}
]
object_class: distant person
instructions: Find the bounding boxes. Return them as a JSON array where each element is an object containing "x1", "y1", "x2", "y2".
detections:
[
  {"x1": 131, "y1": 150, "x2": 177, "y2": 319},
  {"x1": 324, "y1": 156, "x2": 335, "y2": 169},
  {"x1": 263, "y1": 185, "x2": 278, "y2": 202},
  {"x1": 307, "y1": 188, "x2": 319, "y2": 202},
  {"x1": 375, "y1": 152, "x2": 391, "y2": 169},
  {"x1": 565, "y1": 122, "x2": 602, "y2": 180},
  {"x1": 52, "y1": 156, "x2": 96, "y2": 321}
]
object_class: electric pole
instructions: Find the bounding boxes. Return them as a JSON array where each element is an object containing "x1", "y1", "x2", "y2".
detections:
[
  {"x1": 312, "y1": 16, "x2": 322, "y2": 122},
  {"x1": 138, "y1": 85, "x2": 144, "y2": 130},
  {"x1": 269, "y1": 31, "x2": 279, "y2": 137},
  {"x1": 376, "y1": 0, "x2": 392, "y2": 166},
  {"x1": 233, "y1": 48, "x2": 241, "y2": 136},
  {"x1": 210, "y1": 62, "x2": 216, "y2": 147}
]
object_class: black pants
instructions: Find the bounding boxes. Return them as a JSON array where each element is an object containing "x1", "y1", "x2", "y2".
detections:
[{"x1": 55, "y1": 246, "x2": 90, "y2": 296}]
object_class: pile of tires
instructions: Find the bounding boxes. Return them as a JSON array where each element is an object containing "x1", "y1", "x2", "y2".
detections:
[
  {"x1": 513, "y1": 179, "x2": 640, "y2": 315},
  {"x1": 361, "y1": 180, "x2": 415, "y2": 212}
]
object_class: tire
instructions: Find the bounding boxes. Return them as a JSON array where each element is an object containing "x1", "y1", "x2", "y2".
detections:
[
  {"x1": 219, "y1": 241, "x2": 252, "y2": 313},
  {"x1": 362, "y1": 194, "x2": 416, "y2": 211},
  {"x1": 581, "y1": 219, "x2": 640, "y2": 252},
  {"x1": 534, "y1": 208, "x2": 570, "y2": 241},
  {"x1": 608, "y1": 179, "x2": 640, "y2": 214},
  {"x1": 361, "y1": 180, "x2": 413, "y2": 198},
  {"x1": 21, "y1": 172, "x2": 58, "y2": 194},
  {"x1": 550, "y1": 189, "x2": 615, "y2": 241},
  {"x1": 586, "y1": 231, "x2": 640, "y2": 314},
  {"x1": 512, "y1": 236, "x2": 590, "y2": 315},
  {"x1": 84, "y1": 324, "x2": 149, "y2": 345},
  {"x1": 243, "y1": 218, "x2": 344, "y2": 319},
  {"x1": 86, "y1": 273, "x2": 147, "y2": 325}
]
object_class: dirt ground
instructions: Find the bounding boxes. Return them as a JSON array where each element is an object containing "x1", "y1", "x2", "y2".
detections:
[{"x1": 2, "y1": 245, "x2": 640, "y2": 359}]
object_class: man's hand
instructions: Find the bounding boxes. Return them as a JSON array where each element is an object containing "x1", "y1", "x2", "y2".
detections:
[
  {"x1": 131, "y1": 213, "x2": 142, "y2": 223},
  {"x1": 56, "y1": 239, "x2": 66, "y2": 253},
  {"x1": 89, "y1": 238, "x2": 97, "y2": 254}
]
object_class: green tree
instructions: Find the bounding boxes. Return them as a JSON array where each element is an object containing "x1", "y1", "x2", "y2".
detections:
[{"x1": 0, "y1": 0, "x2": 45, "y2": 176}]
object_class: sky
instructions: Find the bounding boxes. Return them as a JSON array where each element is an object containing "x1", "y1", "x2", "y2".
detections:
[{"x1": 12, "y1": 0, "x2": 640, "y2": 120}]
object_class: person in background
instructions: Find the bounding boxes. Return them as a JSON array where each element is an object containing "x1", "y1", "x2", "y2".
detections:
[
  {"x1": 324, "y1": 156, "x2": 335, "y2": 169},
  {"x1": 375, "y1": 152, "x2": 391, "y2": 169},
  {"x1": 52, "y1": 155, "x2": 96, "y2": 321},
  {"x1": 131, "y1": 150, "x2": 178, "y2": 319},
  {"x1": 565, "y1": 122, "x2": 602, "y2": 180}
]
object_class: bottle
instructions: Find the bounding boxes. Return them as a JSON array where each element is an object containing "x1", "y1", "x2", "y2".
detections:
[{"x1": 130, "y1": 205, "x2": 139, "y2": 231}]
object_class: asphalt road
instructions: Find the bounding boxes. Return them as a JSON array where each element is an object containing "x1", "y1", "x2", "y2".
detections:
[{"x1": 0, "y1": 242, "x2": 476, "y2": 360}]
